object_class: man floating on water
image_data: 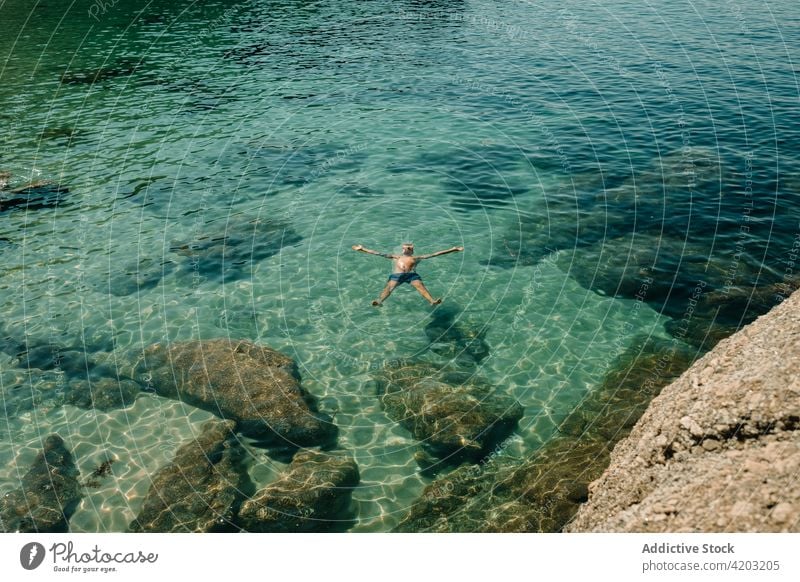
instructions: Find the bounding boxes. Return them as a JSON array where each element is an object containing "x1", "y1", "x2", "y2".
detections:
[{"x1": 352, "y1": 242, "x2": 464, "y2": 307}]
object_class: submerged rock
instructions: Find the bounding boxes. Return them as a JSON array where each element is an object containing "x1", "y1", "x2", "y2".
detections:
[
  {"x1": 0, "y1": 435, "x2": 82, "y2": 532},
  {"x1": 395, "y1": 335, "x2": 697, "y2": 532},
  {"x1": 556, "y1": 232, "x2": 720, "y2": 304},
  {"x1": 394, "y1": 435, "x2": 612, "y2": 533},
  {"x1": 135, "y1": 339, "x2": 337, "y2": 447},
  {"x1": 170, "y1": 217, "x2": 302, "y2": 282},
  {"x1": 558, "y1": 335, "x2": 698, "y2": 441},
  {"x1": 129, "y1": 420, "x2": 247, "y2": 532},
  {"x1": 398, "y1": 144, "x2": 533, "y2": 213},
  {"x1": 19, "y1": 345, "x2": 91, "y2": 374},
  {"x1": 65, "y1": 377, "x2": 142, "y2": 411},
  {"x1": 102, "y1": 257, "x2": 176, "y2": 297},
  {"x1": 666, "y1": 275, "x2": 800, "y2": 350},
  {"x1": 59, "y1": 59, "x2": 141, "y2": 85},
  {"x1": 15, "y1": 343, "x2": 65, "y2": 371},
  {"x1": 0, "y1": 323, "x2": 26, "y2": 357},
  {"x1": 82, "y1": 458, "x2": 117, "y2": 489},
  {"x1": 424, "y1": 306, "x2": 489, "y2": 366},
  {"x1": 567, "y1": 289, "x2": 800, "y2": 533},
  {"x1": 375, "y1": 361, "x2": 522, "y2": 467},
  {"x1": 237, "y1": 450, "x2": 359, "y2": 532},
  {"x1": 646, "y1": 146, "x2": 722, "y2": 192},
  {"x1": 38, "y1": 126, "x2": 80, "y2": 142}
]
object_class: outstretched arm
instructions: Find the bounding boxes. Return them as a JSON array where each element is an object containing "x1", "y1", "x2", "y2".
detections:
[
  {"x1": 416, "y1": 246, "x2": 464, "y2": 260},
  {"x1": 352, "y1": 244, "x2": 395, "y2": 258}
]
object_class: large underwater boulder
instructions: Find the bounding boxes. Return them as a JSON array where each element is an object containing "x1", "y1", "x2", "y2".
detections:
[
  {"x1": 169, "y1": 217, "x2": 302, "y2": 283},
  {"x1": 567, "y1": 289, "x2": 800, "y2": 532},
  {"x1": 237, "y1": 450, "x2": 359, "y2": 533},
  {"x1": 129, "y1": 419, "x2": 247, "y2": 533},
  {"x1": 135, "y1": 339, "x2": 337, "y2": 448}
]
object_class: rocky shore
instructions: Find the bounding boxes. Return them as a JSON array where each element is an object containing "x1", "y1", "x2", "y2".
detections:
[{"x1": 566, "y1": 289, "x2": 800, "y2": 532}]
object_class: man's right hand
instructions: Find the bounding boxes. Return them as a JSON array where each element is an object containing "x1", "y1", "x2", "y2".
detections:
[{"x1": 352, "y1": 244, "x2": 363, "y2": 251}]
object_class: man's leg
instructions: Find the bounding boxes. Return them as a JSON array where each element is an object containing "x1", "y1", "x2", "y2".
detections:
[
  {"x1": 411, "y1": 280, "x2": 442, "y2": 306},
  {"x1": 373, "y1": 280, "x2": 398, "y2": 306}
]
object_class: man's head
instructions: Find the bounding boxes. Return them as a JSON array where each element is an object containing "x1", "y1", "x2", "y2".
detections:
[{"x1": 401, "y1": 242, "x2": 414, "y2": 255}]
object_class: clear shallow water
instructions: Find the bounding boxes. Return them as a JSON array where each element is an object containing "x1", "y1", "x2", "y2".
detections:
[{"x1": 1, "y1": 0, "x2": 798, "y2": 532}]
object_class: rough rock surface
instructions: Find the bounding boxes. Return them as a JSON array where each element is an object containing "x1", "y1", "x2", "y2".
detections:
[
  {"x1": 394, "y1": 336, "x2": 696, "y2": 532},
  {"x1": 0, "y1": 174, "x2": 69, "y2": 212},
  {"x1": 0, "y1": 435, "x2": 82, "y2": 532},
  {"x1": 567, "y1": 290, "x2": 800, "y2": 532},
  {"x1": 129, "y1": 419, "x2": 247, "y2": 532},
  {"x1": 375, "y1": 362, "x2": 523, "y2": 465},
  {"x1": 237, "y1": 450, "x2": 359, "y2": 532},
  {"x1": 135, "y1": 339, "x2": 337, "y2": 447}
]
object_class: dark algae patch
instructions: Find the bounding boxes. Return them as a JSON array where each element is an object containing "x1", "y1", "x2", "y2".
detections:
[{"x1": 237, "y1": 450, "x2": 359, "y2": 533}]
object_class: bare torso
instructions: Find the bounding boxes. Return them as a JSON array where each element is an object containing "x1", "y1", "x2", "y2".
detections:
[{"x1": 393, "y1": 255, "x2": 419, "y2": 273}]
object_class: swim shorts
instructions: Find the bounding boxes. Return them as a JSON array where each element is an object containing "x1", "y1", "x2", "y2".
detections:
[{"x1": 388, "y1": 272, "x2": 422, "y2": 285}]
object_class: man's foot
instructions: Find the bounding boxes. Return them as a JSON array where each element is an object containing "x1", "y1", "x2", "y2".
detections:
[
  {"x1": 430, "y1": 298, "x2": 442, "y2": 306},
  {"x1": 372, "y1": 300, "x2": 382, "y2": 307}
]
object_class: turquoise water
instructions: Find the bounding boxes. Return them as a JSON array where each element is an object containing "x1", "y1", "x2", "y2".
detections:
[{"x1": 1, "y1": 0, "x2": 798, "y2": 532}]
